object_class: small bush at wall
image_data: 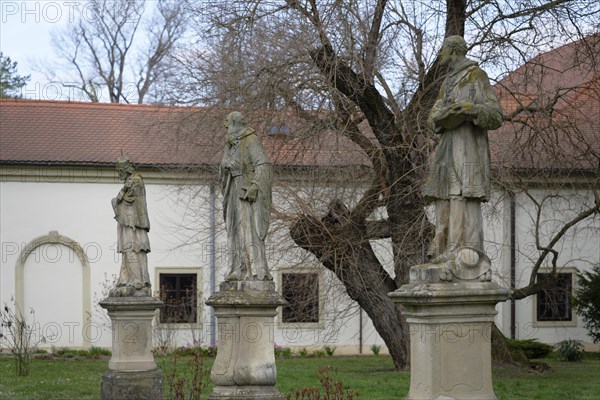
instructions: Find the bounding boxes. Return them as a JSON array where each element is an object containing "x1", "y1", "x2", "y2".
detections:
[
  {"x1": 555, "y1": 339, "x2": 584, "y2": 361},
  {"x1": 313, "y1": 349, "x2": 326, "y2": 358},
  {"x1": 298, "y1": 347, "x2": 309, "y2": 357},
  {"x1": 370, "y1": 345, "x2": 381, "y2": 356},
  {"x1": 506, "y1": 339, "x2": 553, "y2": 359},
  {"x1": 175, "y1": 344, "x2": 216, "y2": 358},
  {"x1": 323, "y1": 345, "x2": 337, "y2": 357},
  {"x1": 275, "y1": 344, "x2": 293, "y2": 359}
]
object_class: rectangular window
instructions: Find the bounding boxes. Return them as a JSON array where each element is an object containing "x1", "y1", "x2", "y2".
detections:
[
  {"x1": 281, "y1": 272, "x2": 320, "y2": 324},
  {"x1": 159, "y1": 273, "x2": 198, "y2": 324},
  {"x1": 536, "y1": 272, "x2": 572, "y2": 322}
]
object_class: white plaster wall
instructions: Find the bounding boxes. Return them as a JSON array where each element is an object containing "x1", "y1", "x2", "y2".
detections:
[
  {"x1": 3, "y1": 177, "x2": 597, "y2": 352},
  {"x1": 0, "y1": 180, "x2": 208, "y2": 348},
  {"x1": 512, "y1": 189, "x2": 599, "y2": 348},
  {"x1": 0, "y1": 178, "x2": 377, "y2": 351}
]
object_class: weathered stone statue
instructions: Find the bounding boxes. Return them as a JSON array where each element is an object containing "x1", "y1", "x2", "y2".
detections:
[
  {"x1": 422, "y1": 35, "x2": 502, "y2": 276},
  {"x1": 101, "y1": 156, "x2": 162, "y2": 399},
  {"x1": 207, "y1": 112, "x2": 285, "y2": 399},
  {"x1": 110, "y1": 156, "x2": 152, "y2": 296},
  {"x1": 220, "y1": 111, "x2": 273, "y2": 281},
  {"x1": 389, "y1": 36, "x2": 508, "y2": 400}
]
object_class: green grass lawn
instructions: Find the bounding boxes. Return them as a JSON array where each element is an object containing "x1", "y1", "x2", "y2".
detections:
[{"x1": 1, "y1": 354, "x2": 599, "y2": 399}]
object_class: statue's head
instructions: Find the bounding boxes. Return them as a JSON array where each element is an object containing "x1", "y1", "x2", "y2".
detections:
[
  {"x1": 115, "y1": 156, "x2": 135, "y2": 180},
  {"x1": 440, "y1": 35, "x2": 468, "y2": 65},
  {"x1": 224, "y1": 111, "x2": 245, "y2": 130}
]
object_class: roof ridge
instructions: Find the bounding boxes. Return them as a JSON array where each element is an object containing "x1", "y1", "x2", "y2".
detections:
[{"x1": 0, "y1": 97, "x2": 205, "y2": 112}]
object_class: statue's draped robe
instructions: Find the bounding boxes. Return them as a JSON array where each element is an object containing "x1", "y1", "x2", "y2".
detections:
[
  {"x1": 113, "y1": 173, "x2": 151, "y2": 288},
  {"x1": 221, "y1": 129, "x2": 273, "y2": 280},
  {"x1": 422, "y1": 59, "x2": 502, "y2": 256}
]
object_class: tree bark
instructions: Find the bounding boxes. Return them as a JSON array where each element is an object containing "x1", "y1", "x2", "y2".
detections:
[{"x1": 289, "y1": 210, "x2": 410, "y2": 370}]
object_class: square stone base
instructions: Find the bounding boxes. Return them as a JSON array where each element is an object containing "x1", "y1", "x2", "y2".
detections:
[
  {"x1": 390, "y1": 279, "x2": 509, "y2": 400},
  {"x1": 206, "y1": 282, "x2": 287, "y2": 399},
  {"x1": 101, "y1": 368, "x2": 163, "y2": 400}
]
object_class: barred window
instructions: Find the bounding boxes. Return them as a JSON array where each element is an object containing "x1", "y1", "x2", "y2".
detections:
[
  {"x1": 281, "y1": 272, "x2": 319, "y2": 324},
  {"x1": 536, "y1": 272, "x2": 572, "y2": 322},
  {"x1": 159, "y1": 273, "x2": 197, "y2": 324}
]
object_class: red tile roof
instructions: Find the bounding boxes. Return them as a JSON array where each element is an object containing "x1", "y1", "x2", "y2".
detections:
[
  {"x1": 1, "y1": 35, "x2": 598, "y2": 174},
  {"x1": 489, "y1": 34, "x2": 600, "y2": 172},
  {"x1": 0, "y1": 99, "x2": 369, "y2": 169}
]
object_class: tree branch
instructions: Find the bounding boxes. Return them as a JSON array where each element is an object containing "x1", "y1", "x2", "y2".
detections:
[{"x1": 363, "y1": 0, "x2": 388, "y2": 81}]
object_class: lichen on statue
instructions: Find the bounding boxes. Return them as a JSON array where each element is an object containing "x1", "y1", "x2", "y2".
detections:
[
  {"x1": 422, "y1": 35, "x2": 503, "y2": 281},
  {"x1": 110, "y1": 156, "x2": 152, "y2": 297},
  {"x1": 220, "y1": 112, "x2": 273, "y2": 281}
]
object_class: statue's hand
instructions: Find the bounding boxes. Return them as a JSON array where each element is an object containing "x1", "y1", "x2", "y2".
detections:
[
  {"x1": 448, "y1": 102, "x2": 477, "y2": 115},
  {"x1": 222, "y1": 160, "x2": 241, "y2": 171},
  {"x1": 242, "y1": 185, "x2": 259, "y2": 202}
]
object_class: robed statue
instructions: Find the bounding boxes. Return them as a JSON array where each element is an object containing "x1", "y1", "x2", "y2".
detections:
[
  {"x1": 110, "y1": 156, "x2": 152, "y2": 296},
  {"x1": 220, "y1": 112, "x2": 273, "y2": 281},
  {"x1": 422, "y1": 36, "x2": 503, "y2": 278}
]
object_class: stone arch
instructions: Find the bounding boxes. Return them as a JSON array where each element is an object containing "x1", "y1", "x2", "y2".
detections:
[{"x1": 15, "y1": 230, "x2": 91, "y2": 347}]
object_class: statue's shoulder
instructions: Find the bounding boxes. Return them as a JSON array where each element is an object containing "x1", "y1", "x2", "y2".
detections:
[
  {"x1": 242, "y1": 129, "x2": 261, "y2": 146},
  {"x1": 468, "y1": 66, "x2": 488, "y2": 80},
  {"x1": 130, "y1": 173, "x2": 144, "y2": 186}
]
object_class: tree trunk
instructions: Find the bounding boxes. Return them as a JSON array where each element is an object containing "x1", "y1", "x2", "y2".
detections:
[{"x1": 289, "y1": 212, "x2": 410, "y2": 370}]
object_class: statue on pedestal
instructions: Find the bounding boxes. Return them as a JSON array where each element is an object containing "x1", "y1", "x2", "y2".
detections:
[
  {"x1": 422, "y1": 35, "x2": 503, "y2": 279},
  {"x1": 220, "y1": 111, "x2": 273, "y2": 281},
  {"x1": 207, "y1": 112, "x2": 285, "y2": 399},
  {"x1": 110, "y1": 156, "x2": 152, "y2": 297},
  {"x1": 389, "y1": 38, "x2": 508, "y2": 400}
]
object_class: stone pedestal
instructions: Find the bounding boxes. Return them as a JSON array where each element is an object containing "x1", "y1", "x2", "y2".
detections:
[
  {"x1": 206, "y1": 280, "x2": 287, "y2": 400},
  {"x1": 389, "y1": 264, "x2": 509, "y2": 400},
  {"x1": 99, "y1": 296, "x2": 164, "y2": 400}
]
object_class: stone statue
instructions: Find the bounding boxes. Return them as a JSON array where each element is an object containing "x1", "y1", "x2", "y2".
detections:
[
  {"x1": 110, "y1": 156, "x2": 152, "y2": 296},
  {"x1": 220, "y1": 112, "x2": 273, "y2": 281},
  {"x1": 422, "y1": 36, "x2": 503, "y2": 276}
]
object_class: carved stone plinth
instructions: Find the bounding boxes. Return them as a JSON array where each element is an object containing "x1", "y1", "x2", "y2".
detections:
[
  {"x1": 99, "y1": 296, "x2": 163, "y2": 400},
  {"x1": 206, "y1": 281, "x2": 287, "y2": 400},
  {"x1": 389, "y1": 264, "x2": 509, "y2": 400},
  {"x1": 101, "y1": 369, "x2": 163, "y2": 400}
]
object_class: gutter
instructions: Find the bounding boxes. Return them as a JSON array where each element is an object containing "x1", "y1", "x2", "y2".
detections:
[
  {"x1": 510, "y1": 191, "x2": 516, "y2": 339},
  {"x1": 359, "y1": 306, "x2": 363, "y2": 354},
  {"x1": 209, "y1": 184, "x2": 217, "y2": 347}
]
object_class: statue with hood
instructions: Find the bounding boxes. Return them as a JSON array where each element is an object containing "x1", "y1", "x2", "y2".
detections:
[
  {"x1": 220, "y1": 111, "x2": 273, "y2": 281},
  {"x1": 422, "y1": 36, "x2": 503, "y2": 280},
  {"x1": 110, "y1": 156, "x2": 152, "y2": 296}
]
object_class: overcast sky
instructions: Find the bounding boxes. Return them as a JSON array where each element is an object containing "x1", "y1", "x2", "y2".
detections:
[{"x1": 1, "y1": 1, "x2": 74, "y2": 99}]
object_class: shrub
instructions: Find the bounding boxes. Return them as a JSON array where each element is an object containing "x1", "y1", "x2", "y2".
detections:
[
  {"x1": 323, "y1": 345, "x2": 337, "y2": 357},
  {"x1": 506, "y1": 339, "x2": 553, "y2": 359},
  {"x1": 555, "y1": 339, "x2": 584, "y2": 361},
  {"x1": 164, "y1": 348, "x2": 211, "y2": 400},
  {"x1": 275, "y1": 345, "x2": 293, "y2": 359},
  {"x1": 89, "y1": 346, "x2": 111, "y2": 357},
  {"x1": 174, "y1": 344, "x2": 216, "y2": 358},
  {"x1": 370, "y1": 344, "x2": 381, "y2": 356},
  {"x1": 286, "y1": 366, "x2": 356, "y2": 400},
  {"x1": 0, "y1": 300, "x2": 44, "y2": 376},
  {"x1": 574, "y1": 265, "x2": 600, "y2": 343},
  {"x1": 313, "y1": 349, "x2": 326, "y2": 358},
  {"x1": 298, "y1": 347, "x2": 309, "y2": 357}
]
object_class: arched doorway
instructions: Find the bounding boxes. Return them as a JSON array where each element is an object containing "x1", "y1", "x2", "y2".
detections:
[{"x1": 15, "y1": 231, "x2": 91, "y2": 348}]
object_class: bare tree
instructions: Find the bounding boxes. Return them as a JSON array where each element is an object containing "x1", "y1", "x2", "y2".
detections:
[
  {"x1": 48, "y1": 0, "x2": 188, "y2": 103},
  {"x1": 162, "y1": 1, "x2": 599, "y2": 369}
]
